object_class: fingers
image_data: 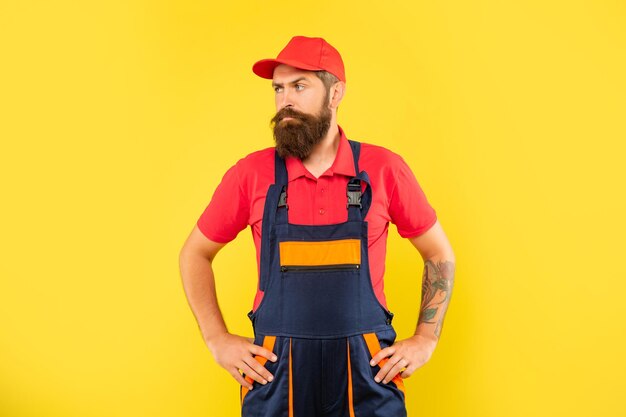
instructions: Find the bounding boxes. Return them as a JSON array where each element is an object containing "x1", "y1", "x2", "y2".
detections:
[
  {"x1": 370, "y1": 338, "x2": 429, "y2": 383},
  {"x1": 229, "y1": 367, "x2": 253, "y2": 390},
  {"x1": 374, "y1": 353, "x2": 401, "y2": 383},
  {"x1": 370, "y1": 346, "x2": 401, "y2": 383},
  {"x1": 237, "y1": 359, "x2": 271, "y2": 386},
  {"x1": 379, "y1": 356, "x2": 409, "y2": 384},
  {"x1": 213, "y1": 334, "x2": 280, "y2": 389},
  {"x1": 250, "y1": 344, "x2": 278, "y2": 363},
  {"x1": 242, "y1": 355, "x2": 274, "y2": 384},
  {"x1": 232, "y1": 340, "x2": 277, "y2": 388},
  {"x1": 400, "y1": 366, "x2": 416, "y2": 379},
  {"x1": 370, "y1": 346, "x2": 394, "y2": 367}
]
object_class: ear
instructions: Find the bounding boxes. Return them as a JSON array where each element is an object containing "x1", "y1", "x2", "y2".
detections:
[{"x1": 329, "y1": 81, "x2": 346, "y2": 109}]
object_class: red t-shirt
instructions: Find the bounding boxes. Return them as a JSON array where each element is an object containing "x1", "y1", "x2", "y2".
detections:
[{"x1": 197, "y1": 125, "x2": 437, "y2": 311}]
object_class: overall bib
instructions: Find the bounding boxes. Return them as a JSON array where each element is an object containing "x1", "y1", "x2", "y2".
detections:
[{"x1": 241, "y1": 140, "x2": 407, "y2": 417}]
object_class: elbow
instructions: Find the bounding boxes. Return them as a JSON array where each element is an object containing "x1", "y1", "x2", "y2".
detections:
[{"x1": 422, "y1": 248, "x2": 455, "y2": 264}]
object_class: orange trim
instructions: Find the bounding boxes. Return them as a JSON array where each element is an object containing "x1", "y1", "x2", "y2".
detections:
[
  {"x1": 279, "y1": 239, "x2": 361, "y2": 266},
  {"x1": 362, "y1": 333, "x2": 406, "y2": 398},
  {"x1": 362, "y1": 333, "x2": 380, "y2": 359},
  {"x1": 289, "y1": 338, "x2": 294, "y2": 417},
  {"x1": 346, "y1": 340, "x2": 356, "y2": 417},
  {"x1": 241, "y1": 335, "x2": 277, "y2": 405}
]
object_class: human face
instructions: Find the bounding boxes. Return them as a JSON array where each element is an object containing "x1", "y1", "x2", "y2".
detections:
[{"x1": 270, "y1": 65, "x2": 332, "y2": 159}]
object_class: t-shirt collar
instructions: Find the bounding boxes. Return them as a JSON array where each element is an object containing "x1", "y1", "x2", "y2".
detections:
[{"x1": 284, "y1": 125, "x2": 356, "y2": 182}]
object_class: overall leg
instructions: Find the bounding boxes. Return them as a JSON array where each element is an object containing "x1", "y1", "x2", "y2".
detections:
[
  {"x1": 347, "y1": 328, "x2": 407, "y2": 417},
  {"x1": 241, "y1": 335, "x2": 290, "y2": 417},
  {"x1": 291, "y1": 338, "x2": 324, "y2": 417}
]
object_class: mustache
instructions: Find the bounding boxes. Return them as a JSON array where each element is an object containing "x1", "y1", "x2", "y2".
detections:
[{"x1": 270, "y1": 107, "x2": 309, "y2": 125}]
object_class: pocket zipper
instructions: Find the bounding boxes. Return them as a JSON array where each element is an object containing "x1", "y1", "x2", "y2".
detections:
[{"x1": 280, "y1": 264, "x2": 360, "y2": 272}]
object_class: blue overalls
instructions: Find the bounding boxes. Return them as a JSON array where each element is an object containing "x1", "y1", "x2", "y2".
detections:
[{"x1": 241, "y1": 140, "x2": 407, "y2": 417}]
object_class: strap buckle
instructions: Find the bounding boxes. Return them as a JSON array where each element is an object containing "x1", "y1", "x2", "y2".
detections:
[
  {"x1": 385, "y1": 311, "x2": 394, "y2": 325},
  {"x1": 278, "y1": 187, "x2": 288, "y2": 209},
  {"x1": 347, "y1": 181, "x2": 362, "y2": 209}
]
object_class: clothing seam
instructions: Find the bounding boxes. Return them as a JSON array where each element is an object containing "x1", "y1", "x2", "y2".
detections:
[
  {"x1": 234, "y1": 160, "x2": 251, "y2": 225},
  {"x1": 389, "y1": 163, "x2": 400, "y2": 220},
  {"x1": 401, "y1": 214, "x2": 438, "y2": 239}
]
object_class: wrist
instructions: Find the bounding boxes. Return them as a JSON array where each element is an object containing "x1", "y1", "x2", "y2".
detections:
[
  {"x1": 204, "y1": 330, "x2": 229, "y2": 353},
  {"x1": 413, "y1": 331, "x2": 439, "y2": 347}
]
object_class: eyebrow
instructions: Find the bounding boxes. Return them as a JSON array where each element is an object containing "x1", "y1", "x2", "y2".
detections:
[{"x1": 272, "y1": 77, "x2": 308, "y2": 88}]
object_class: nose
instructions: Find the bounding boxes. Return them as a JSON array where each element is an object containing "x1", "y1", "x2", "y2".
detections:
[{"x1": 277, "y1": 88, "x2": 294, "y2": 111}]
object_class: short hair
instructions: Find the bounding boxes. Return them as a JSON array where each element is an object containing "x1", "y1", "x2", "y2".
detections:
[
  {"x1": 314, "y1": 70, "x2": 341, "y2": 111},
  {"x1": 314, "y1": 70, "x2": 340, "y2": 91}
]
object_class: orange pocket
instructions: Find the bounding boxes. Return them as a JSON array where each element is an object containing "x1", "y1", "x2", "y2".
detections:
[{"x1": 279, "y1": 239, "x2": 361, "y2": 267}]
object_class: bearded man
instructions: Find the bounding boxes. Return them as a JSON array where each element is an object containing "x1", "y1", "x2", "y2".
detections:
[{"x1": 179, "y1": 36, "x2": 456, "y2": 417}]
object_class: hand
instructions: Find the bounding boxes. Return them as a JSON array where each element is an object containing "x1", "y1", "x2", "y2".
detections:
[
  {"x1": 206, "y1": 332, "x2": 278, "y2": 390},
  {"x1": 369, "y1": 334, "x2": 437, "y2": 384}
]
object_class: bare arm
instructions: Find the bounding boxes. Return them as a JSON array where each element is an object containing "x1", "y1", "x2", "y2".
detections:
[
  {"x1": 409, "y1": 219, "x2": 456, "y2": 343},
  {"x1": 179, "y1": 225, "x2": 228, "y2": 342},
  {"x1": 179, "y1": 225, "x2": 277, "y2": 389},
  {"x1": 370, "y1": 219, "x2": 456, "y2": 383}
]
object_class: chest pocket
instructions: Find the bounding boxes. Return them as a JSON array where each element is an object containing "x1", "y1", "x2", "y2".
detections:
[
  {"x1": 278, "y1": 238, "x2": 361, "y2": 272},
  {"x1": 278, "y1": 238, "x2": 363, "y2": 337}
]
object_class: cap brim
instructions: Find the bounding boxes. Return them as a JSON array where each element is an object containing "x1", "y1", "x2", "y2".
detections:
[{"x1": 252, "y1": 58, "x2": 324, "y2": 79}]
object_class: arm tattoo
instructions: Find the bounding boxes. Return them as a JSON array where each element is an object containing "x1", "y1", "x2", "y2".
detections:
[{"x1": 417, "y1": 259, "x2": 456, "y2": 339}]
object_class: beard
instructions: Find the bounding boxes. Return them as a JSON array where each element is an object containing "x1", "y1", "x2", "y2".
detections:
[{"x1": 270, "y1": 91, "x2": 332, "y2": 160}]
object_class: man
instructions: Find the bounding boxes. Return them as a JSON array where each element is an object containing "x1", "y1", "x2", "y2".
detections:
[{"x1": 179, "y1": 36, "x2": 456, "y2": 417}]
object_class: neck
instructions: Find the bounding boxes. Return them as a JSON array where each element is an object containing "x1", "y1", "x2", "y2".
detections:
[{"x1": 301, "y1": 119, "x2": 340, "y2": 177}]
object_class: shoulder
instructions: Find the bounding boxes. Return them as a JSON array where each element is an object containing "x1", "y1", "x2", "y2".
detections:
[
  {"x1": 226, "y1": 147, "x2": 275, "y2": 194},
  {"x1": 356, "y1": 141, "x2": 421, "y2": 199},
  {"x1": 358, "y1": 141, "x2": 409, "y2": 171},
  {"x1": 228, "y1": 147, "x2": 275, "y2": 179},
  {"x1": 235, "y1": 146, "x2": 275, "y2": 169}
]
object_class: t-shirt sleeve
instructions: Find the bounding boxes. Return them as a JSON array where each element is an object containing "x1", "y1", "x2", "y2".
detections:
[
  {"x1": 388, "y1": 155, "x2": 437, "y2": 238},
  {"x1": 196, "y1": 160, "x2": 250, "y2": 243}
]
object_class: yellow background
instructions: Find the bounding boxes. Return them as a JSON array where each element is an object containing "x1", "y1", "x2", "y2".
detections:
[{"x1": 1, "y1": 1, "x2": 624, "y2": 416}]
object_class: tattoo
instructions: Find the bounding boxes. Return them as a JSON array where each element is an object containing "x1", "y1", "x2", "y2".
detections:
[{"x1": 418, "y1": 259, "x2": 456, "y2": 338}]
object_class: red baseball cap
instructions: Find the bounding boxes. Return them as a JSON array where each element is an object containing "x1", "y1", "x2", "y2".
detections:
[{"x1": 252, "y1": 36, "x2": 346, "y2": 83}]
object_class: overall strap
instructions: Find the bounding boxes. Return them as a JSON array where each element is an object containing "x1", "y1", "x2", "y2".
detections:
[
  {"x1": 275, "y1": 151, "x2": 289, "y2": 225},
  {"x1": 258, "y1": 152, "x2": 288, "y2": 291},
  {"x1": 347, "y1": 140, "x2": 372, "y2": 221}
]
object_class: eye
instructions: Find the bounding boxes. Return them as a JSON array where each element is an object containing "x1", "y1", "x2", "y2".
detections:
[
  {"x1": 295, "y1": 84, "x2": 304, "y2": 91},
  {"x1": 274, "y1": 86, "x2": 282, "y2": 93}
]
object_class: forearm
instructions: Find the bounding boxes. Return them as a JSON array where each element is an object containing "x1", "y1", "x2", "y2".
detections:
[
  {"x1": 179, "y1": 250, "x2": 228, "y2": 346},
  {"x1": 414, "y1": 257, "x2": 456, "y2": 343}
]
